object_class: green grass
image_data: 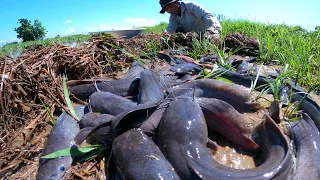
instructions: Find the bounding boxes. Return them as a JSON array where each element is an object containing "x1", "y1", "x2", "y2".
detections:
[
  {"x1": 220, "y1": 19, "x2": 320, "y2": 90},
  {"x1": 143, "y1": 20, "x2": 320, "y2": 91},
  {"x1": 0, "y1": 34, "x2": 91, "y2": 57}
]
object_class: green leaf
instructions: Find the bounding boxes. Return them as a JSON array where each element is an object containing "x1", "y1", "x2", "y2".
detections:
[
  {"x1": 62, "y1": 74, "x2": 78, "y2": 120},
  {"x1": 41, "y1": 145, "x2": 102, "y2": 159},
  {"x1": 76, "y1": 145, "x2": 109, "y2": 163}
]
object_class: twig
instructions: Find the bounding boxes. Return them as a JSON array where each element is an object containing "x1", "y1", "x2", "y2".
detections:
[
  {"x1": 25, "y1": 110, "x2": 46, "y2": 130},
  {"x1": 8, "y1": 110, "x2": 46, "y2": 145},
  {"x1": 37, "y1": 79, "x2": 79, "y2": 121},
  {"x1": 71, "y1": 95, "x2": 88, "y2": 105},
  {"x1": 20, "y1": 158, "x2": 36, "y2": 164},
  {"x1": 0, "y1": 161, "x2": 21, "y2": 175},
  {"x1": 68, "y1": 169, "x2": 87, "y2": 180},
  {"x1": 24, "y1": 110, "x2": 47, "y2": 145}
]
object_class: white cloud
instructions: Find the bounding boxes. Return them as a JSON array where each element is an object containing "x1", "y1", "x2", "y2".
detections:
[
  {"x1": 64, "y1": 28, "x2": 76, "y2": 34},
  {"x1": 86, "y1": 27, "x2": 98, "y2": 32},
  {"x1": 65, "y1": 20, "x2": 72, "y2": 24},
  {"x1": 100, "y1": 24, "x2": 117, "y2": 31},
  {"x1": 82, "y1": 18, "x2": 158, "y2": 34},
  {"x1": 86, "y1": 24, "x2": 125, "y2": 32},
  {"x1": 100, "y1": 24, "x2": 106, "y2": 30},
  {"x1": 125, "y1": 18, "x2": 157, "y2": 27}
]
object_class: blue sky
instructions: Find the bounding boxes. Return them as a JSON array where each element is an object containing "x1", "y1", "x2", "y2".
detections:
[{"x1": 0, "y1": 0, "x2": 319, "y2": 45}]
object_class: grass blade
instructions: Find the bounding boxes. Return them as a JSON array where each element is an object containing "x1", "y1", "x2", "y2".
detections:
[
  {"x1": 250, "y1": 63, "x2": 263, "y2": 93},
  {"x1": 39, "y1": 98, "x2": 55, "y2": 124},
  {"x1": 41, "y1": 145, "x2": 102, "y2": 159},
  {"x1": 62, "y1": 74, "x2": 78, "y2": 120}
]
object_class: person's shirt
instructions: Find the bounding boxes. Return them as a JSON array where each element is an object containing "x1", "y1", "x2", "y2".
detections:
[{"x1": 165, "y1": 1, "x2": 222, "y2": 34}]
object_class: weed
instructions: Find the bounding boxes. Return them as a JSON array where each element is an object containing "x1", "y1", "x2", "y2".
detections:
[
  {"x1": 146, "y1": 40, "x2": 160, "y2": 57},
  {"x1": 39, "y1": 98, "x2": 55, "y2": 125}
]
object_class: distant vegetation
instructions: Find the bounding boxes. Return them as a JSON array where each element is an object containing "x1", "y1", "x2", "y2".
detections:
[
  {"x1": 142, "y1": 22, "x2": 168, "y2": 34},
  {"x1": 1, "y1": 19, "x2": 319, "y2": 90},
  {"x1": 14, "y1": 18, "x2": 47, "y2": 42},
  {"x1": 0, "y1": 34, "x2": 91, "y2": 57}
]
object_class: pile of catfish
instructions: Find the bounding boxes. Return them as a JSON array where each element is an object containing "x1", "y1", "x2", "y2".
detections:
[{"x1": 37, "y1": 50, "x2": 320, "y2": 180}]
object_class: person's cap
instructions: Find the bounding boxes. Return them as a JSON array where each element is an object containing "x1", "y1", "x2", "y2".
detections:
[{"x1": 159, "y1": 0, "x2": 178, "y2": 14}]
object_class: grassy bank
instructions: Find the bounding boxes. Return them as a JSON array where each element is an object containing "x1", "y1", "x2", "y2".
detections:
[
  {"x1": 144, "y1": 20, "x2": 320, "y2": 91},
  {"x1": 221, "y1": 19, "x2": 320, "y2": 91}
]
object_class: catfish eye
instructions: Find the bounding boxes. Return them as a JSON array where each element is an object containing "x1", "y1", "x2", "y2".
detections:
[{"x1": 60, "y1": 166, "x2": 66, "y2": 172}]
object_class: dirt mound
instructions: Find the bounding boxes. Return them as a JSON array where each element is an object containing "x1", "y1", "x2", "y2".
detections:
[{"x1": 224, "y1": 32, "x2": 260, "y2": 56}]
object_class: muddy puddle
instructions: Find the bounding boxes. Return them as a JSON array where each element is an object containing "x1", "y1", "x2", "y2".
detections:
[{"x1": 209, "y1": 110, "x2": 265, "y2": 170}]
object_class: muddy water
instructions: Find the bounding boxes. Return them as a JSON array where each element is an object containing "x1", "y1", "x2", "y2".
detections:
[
  {"x1": 209, "y1": 110, "x2": 265, "y2": 170},
  {"x1": 211, "y1": 145, "x2": 257, "y2": 169}
]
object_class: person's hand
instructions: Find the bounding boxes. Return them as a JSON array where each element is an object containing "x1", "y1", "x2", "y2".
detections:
[
  {"x1": 206, "y1": 29, "x2": 214, "y2": 36},
  {"x1": 205, "y1": 29, "x2": 220, "y2": 39}
]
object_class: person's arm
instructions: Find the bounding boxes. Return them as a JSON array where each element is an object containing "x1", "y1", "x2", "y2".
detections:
[
  {"x1": 187, "y1": 2, "x2": 221, "y2": 33},
  {"x1": 165, "y1": 16, "x2": 178, "y2": 34}
]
